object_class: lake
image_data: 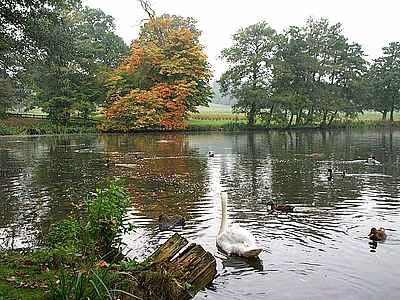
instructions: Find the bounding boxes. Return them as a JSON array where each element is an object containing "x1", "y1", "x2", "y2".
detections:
[{"x1": 1, "y1": 129, "x2": 399, "y2": 299}]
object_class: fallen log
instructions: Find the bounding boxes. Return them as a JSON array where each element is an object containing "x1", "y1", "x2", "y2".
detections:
[{"x1": 138, "y1": 233, "x2": 216, "y2": 299}]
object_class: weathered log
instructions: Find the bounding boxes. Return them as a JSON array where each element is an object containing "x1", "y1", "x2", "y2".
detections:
[
  {"x1": 141, "y1": 233, "x2": 217, "y2": 299},
  {"x1": 148, "y1": 233, "x2": 188, "y2": 263}
]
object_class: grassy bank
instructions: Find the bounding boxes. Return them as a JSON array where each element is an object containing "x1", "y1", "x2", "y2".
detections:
[
  {"x1": 3, "y1": 107, "x2": 400, "y2": 136},
  {"x1": 0, "y1": 117, "x2": 97, "y2": 135}
]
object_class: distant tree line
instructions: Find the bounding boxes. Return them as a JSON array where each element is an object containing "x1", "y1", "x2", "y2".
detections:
[
  {"x1": 219, "y1": 18, "x2": 400, "y2": 127},
  {"x1": 2, "y1": 2, "x2": 400, "y2": 129}
]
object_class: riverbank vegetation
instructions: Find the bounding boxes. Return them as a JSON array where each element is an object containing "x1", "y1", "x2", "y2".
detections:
[
  {"x1": 0, "y1": 178, "x2": 216, "y2": 299},
  {"x1": 1, "y1": 0, "x2": 400, "y2": 131},
  {"x1": 0, "y1": 179, "x2": 137, "y2": 299}
]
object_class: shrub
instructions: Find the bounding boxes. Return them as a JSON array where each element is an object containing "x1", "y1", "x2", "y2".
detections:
[
  {"x1": 47, "y1": 178, "x2": 133, "y2": 262},
  {"x1": 86, "y1": 178, "x2": 133, "y2": 254}
]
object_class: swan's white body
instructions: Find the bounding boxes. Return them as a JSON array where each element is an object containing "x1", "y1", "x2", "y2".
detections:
[{"x1": 217, "y1": 192, "x2": 262, "y2": 258}]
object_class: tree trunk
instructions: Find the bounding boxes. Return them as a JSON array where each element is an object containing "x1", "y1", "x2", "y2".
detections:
[
  {"x1": 320, "y1": 110, "x2": 328, "y2": 127},
  {"x1": 382, "y1": 111, "x2": 387, "y2": 121},
  {"x1": 327, "y1": 111, "x2": 338, "y2": 127},
  {"x1": 305, "y1": 106, "x2": 314, "y2": 125},
  {"x1": 247, "y1": 104, "x2": 256, "y2": 127},
  {"x1": 265, "y1": 104, "x2": 275, "y2": 125},
  {"x1": 143, "y1": 233, "x2": 217, "y2": 300},
  {"x1": 390, "y1": 96, "x2": 395, "y2": 122},
  {"x1": 296, "y1": 108, "x2": 303, "y2": 125},
  {"x1": 287, "y1": 111, "x2": 294, "y2": 127}
]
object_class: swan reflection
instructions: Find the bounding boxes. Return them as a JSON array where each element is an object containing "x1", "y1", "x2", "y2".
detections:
[{"x1": 220, "y1": 253, "x2": 264, "y2": 272}]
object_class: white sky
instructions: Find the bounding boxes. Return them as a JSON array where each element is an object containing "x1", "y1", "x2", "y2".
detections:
[{"x1": 84, "y1": 0, "x2": 400, "y2": 78}]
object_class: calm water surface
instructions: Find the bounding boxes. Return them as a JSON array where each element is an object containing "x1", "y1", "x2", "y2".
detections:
[{"x1": 1, "y1": 129, "x2": 400, "y2": 299}]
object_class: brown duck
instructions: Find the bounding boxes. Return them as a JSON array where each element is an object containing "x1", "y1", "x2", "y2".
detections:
[
  {"x1": 159, "y1": 214, "x2": 185, "y2": 231},
  {"x1": 267, "y1": 201, "x2": 294, "y2": 213},
  {"x1": 369, "y1": 227, "x2": 386, "y2": 241}
]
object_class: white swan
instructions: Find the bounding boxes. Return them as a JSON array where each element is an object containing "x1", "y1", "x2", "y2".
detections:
[{"x1": 216, "y1": 192, "x2": 262, "y2": 258}]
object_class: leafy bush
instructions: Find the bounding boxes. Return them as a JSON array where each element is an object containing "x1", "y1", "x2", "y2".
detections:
[
  {"x1": 86, "y1": 178, "x2": 132, "y2": 253},
  {"x1": 47, "y1": 178, "x2": 133, "y2": 262}
]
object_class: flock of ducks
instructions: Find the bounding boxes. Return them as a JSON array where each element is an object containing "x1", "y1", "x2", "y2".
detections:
[
  {"x1": 153, "y1": 152, "x2": 387, "y2": 258},
  {"x1": 213, "y1": 153, "x2": 387, "y2": 257},
  {"x1": 216, "y1": 192, "x2": 387, "y2": 258},
  {"x1": 107, "y1": 150, "x2": 387, "y2": 258}
]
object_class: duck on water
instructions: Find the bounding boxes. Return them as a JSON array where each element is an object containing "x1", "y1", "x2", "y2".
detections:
[
  {"x1": 266, "y1": 200, "x2": 294, "y2": 213},
  {"x1": 369, "y1": 227, "x2": 386, "y2": 241}
]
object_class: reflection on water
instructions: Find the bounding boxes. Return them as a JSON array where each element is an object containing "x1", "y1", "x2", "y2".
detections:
[{"x1": 1, "y1": 129, "x2": 400, "y2": 299}]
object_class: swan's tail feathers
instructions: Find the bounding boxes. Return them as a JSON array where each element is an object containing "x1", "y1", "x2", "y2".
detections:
[{"x1": 241, "y1": 248, "x2": 262, "y2": 258}]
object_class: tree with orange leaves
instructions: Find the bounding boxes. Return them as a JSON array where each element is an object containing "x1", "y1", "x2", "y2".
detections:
[{"x1": 100, "y1": 13, "x2": 212, "y2": 131}]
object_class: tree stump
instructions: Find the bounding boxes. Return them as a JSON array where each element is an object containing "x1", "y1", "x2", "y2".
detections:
[{"x1": 140, "y1": 233, "x2": 217, "y2": 299}]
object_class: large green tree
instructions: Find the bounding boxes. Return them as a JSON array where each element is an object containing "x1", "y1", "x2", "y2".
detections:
[
  {"x1": 32, "y1": 6, "x2": 128, "y2": 123},
  {"x1": 273, "y1": 18, "x2": 366, "y2": 127},
  {"x1": 368, "y1": 42, "x2": 400, "y2": 121},
  {"x1": 0, "y1": 0, "x2": 79, "y2": 112},
  {"x1": 219, "y1": 22, "x2": 277, "y2": 127}
]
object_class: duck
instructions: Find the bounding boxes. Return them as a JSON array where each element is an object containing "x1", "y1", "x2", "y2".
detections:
[
  {"x1": 217, "y1": 192, "x2": 262, "y2": 258},
  {"x1": 134, "y1": 154, "x2": 144, "y2": 160},
  {"x1": 368, "y1": 227, "x2": 386, "y2": 241},
  {"x1": 208, "y1": 151, "x2": 214, "y2": 158},
  {"x1": 327, "y1": 168, "x2": 333, "y2": 181},
  {"x1": 367, "y1": 155, "x2": 381, "y2": 165},
  {"x1": 104, "y1": 158, "x2": 114, "y2": 168},
  {"x1": 158, "y1": 214, "x2": 185, "y2": 231},
  {"x1": 266, "y1": 200, "x2": 294, "y2": 213},
  {"x1": 327, "y1": 168, "x2": 346, "y2": 181}
]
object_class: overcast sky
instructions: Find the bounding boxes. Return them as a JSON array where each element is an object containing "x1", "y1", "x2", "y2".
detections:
[{"x1": 84, "y1": 0, "x2": 400, "y2": 78}]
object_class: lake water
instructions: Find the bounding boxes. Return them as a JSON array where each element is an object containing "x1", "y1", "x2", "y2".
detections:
[{"x1": 1, "y1": 129, "x2": 400, "y2": 299}]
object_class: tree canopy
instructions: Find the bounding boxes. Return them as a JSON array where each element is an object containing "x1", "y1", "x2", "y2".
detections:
[
  {"x1": 2, "y1": 1, "x2": 400, "y2": 129},
  {"x1": 101, "y1": 14, "x2": 212, "y2": 131},
  {"x1": 219, "y1": 22, "x2": 276, "y2": 126},
  {"x1": 219, "y1": 17, "x2": 369, "y2": 127},
  {"x1": 1, "y1": 1, "x2": 128, "y2": 122},
  {"x1": 31, "y1": 5, "x2": 128, "y2": 123}
]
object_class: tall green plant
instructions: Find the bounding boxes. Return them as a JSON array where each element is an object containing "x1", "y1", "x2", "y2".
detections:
[
  {"x1": 86, "y1": 178, "x2": 132, "y2": 253},
  {"x1": 47, "y1": 178, "x2": 133, "y2": 262}
]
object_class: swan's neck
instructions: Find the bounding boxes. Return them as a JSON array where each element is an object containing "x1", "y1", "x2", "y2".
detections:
[{"x1": 219, "y1": 193, "x2": 228, "y2": 235}]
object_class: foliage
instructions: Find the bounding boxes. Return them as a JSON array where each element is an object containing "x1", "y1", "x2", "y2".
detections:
[
  {"x1": 50, "y1": 270, "x2": 117, "y2": 300},
  {"x1": 100, "y1": 82, "x2": 192, "y2": 131},
  {"x1": 31, "y1": 6, "x2": 128, "y2": 124},
  {"x1": 0, "y1": 0, "x2": 80, "y2": 112},
  {"x1": 46, "y1": 178, "x2": 133, "y2": 262},
  {"x1": 0, "y1": 118, "x2": 97, "y2": 136},
  {"x1": 368, "y1": 42, "x2": 400, "y2": 121},
  {"x1": 219, "y1": 22, "x2": 277, "y2": 126},
  {"x1": 86, "y1": 178, "x2": 132, "y2": 253},
  {"x1": 219, "y1": 17, "x2": 369, "y2": 128},
  {"x1": 0, "y1": 76, "x2": 18, "y2": 116},
  {"x1": 102, "y1": 14, "x2": 212, "y2": 131}
]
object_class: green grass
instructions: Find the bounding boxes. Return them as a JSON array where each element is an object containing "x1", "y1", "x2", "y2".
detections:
[
  {"x1": 0, "y1": 252, "x2": 54, "y2": 300},
  {"x1": 355, "y1": 111, "x2": 400, "y2": 121}
]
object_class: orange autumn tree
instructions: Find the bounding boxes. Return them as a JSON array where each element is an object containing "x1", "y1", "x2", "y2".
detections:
[{"x1": 100, "y1": 14, "x2": 212, "y2": 131}]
